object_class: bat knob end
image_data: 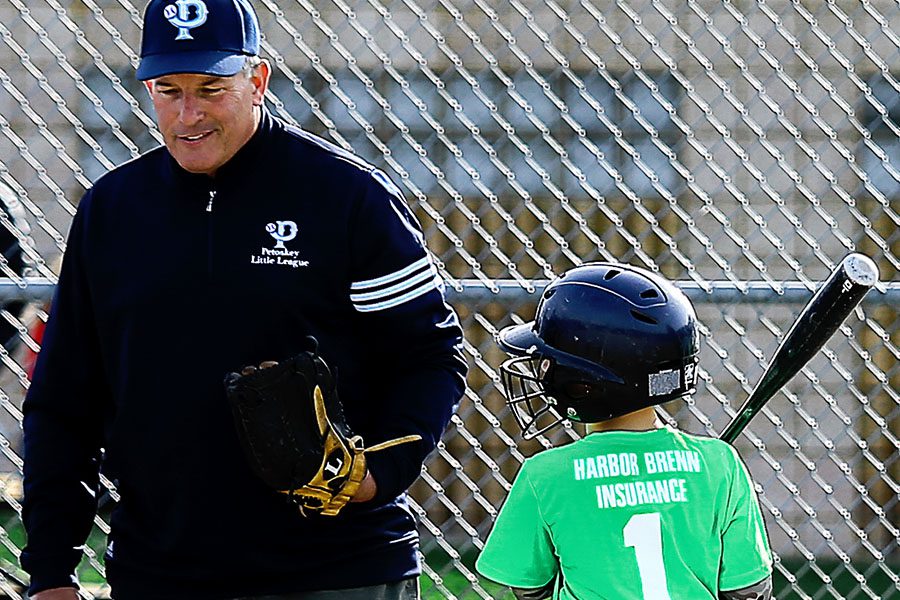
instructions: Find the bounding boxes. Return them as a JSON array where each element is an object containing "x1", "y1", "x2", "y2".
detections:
[{"x1": 842, "y1": 253, "x2": 879, "y2": 287}]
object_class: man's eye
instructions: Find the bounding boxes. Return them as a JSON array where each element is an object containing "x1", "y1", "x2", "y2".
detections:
[{"x1": 202, "y1": 87, "x2": 224, "y2": 95}]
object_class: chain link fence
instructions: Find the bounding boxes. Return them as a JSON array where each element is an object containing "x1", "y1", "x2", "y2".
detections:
[{"x1": 0, "y1": 1, "x2": 897, "y2": 598}]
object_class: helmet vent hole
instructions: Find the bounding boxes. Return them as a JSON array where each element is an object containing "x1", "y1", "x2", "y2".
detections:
[
  {"x1": 640, "y1": 289, "x2": 659, "y2": 299},
  {"x1": 631, "y1": 310, "x2": 658, "y2": 325},
  {"x1": 604, "y1": 269, "x2": 621, "y2": 280}
]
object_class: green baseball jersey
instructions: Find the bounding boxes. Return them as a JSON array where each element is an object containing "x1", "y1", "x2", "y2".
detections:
[{"x1": 476, "y1": 427, "x2": 772, "y2": 599}]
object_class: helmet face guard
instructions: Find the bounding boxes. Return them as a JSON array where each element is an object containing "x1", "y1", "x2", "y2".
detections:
[{"x1": 500, "y1": 355, "x2": 565, "y2": 440}]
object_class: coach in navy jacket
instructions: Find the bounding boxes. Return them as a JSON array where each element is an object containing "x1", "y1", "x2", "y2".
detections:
[{"x1": 21, "y1": 1, "x2": 466, "y2": 599}]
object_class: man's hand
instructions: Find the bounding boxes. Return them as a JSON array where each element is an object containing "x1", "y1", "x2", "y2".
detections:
[
  {"x1": 350, "y1": 471, "x2": 377, "y2": 503},
  {"x1": 225, "y1": 344, "x2": 418, "y2": 516},
  {"x1": 30, "y1": 587, "x2": 78, "y2": 600}
]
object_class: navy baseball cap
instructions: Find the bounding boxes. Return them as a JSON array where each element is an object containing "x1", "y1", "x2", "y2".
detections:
[{"x1": 137, "y1": 0, "x2": 260, "y2": 81}]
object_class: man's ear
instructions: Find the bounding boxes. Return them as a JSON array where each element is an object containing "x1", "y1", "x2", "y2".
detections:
[{"x1": 251, "y1": 60, "x2": 271, "y2": 107}]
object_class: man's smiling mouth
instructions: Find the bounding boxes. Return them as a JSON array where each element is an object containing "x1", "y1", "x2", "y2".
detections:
[{"x1": 178, "y1": 131, "x2": 213, "y2": 142}]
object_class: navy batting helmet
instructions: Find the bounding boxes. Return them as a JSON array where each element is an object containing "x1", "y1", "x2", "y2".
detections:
[{"x1": 498, "y1": 262, "x2": 700, "y2": 438}]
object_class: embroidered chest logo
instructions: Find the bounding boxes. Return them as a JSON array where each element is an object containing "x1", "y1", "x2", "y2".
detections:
[
  {"x1": 267, "y1": 220, "x2": 297, "y2": 249},
  {"x1": 164, "y1": 0, "x2": 208, "y2": 40},
  {"x1": 250, "y1": 220, "x2": 309, "y2": 269}
]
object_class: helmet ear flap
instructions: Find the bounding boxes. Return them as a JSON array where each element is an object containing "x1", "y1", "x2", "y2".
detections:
[{"x1": 546, "y1": 364, "x2": 609, "y2": 422}]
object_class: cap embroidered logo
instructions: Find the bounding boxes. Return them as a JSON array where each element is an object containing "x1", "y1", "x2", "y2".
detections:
[{"x1": 164, "y1": 0, "x2": 209, "y2": 40}]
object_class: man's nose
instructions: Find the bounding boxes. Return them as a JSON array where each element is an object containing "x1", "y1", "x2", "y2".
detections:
[{"x1": 178, "y1": 94, "x2": 204, "y2": 126}]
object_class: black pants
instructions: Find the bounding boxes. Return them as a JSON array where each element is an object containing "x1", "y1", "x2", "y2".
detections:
[{"x1": 239, "y1": 578, "x2": 420, "y2": 600}]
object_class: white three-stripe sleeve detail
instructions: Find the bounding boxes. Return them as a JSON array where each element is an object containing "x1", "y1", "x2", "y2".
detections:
[
  {"x1": 350, "y1": 256, "x2": 431, "y2": 291},
  {"x1": 350, "y1": 267, "x2": 435, "y2": 302},
  {"x1": 352, "y1": 277, "x2": 440, "y2": 313}
]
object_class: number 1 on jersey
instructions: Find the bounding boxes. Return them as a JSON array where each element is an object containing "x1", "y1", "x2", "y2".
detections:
[{"x1": 623, "y1": 512, "x2": 672, "y2": 600}]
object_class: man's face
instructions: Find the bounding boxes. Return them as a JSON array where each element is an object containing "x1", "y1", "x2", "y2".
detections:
[{"x1": 147, "y1": 62, "x2": 269, "y2": 176}]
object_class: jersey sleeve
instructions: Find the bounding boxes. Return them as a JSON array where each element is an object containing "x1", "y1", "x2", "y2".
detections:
[
  {"x1": 21, "y1": 191, "x2": 107, "y2": 594},
  {"x1": 348, "y1": 169, "x2": 467, "y2": 503},
  {"x1": 718, "y1": 446, "x2": 773, "y2": 592},
  {"x1": 476, "y1": 464, "x2": 558, "y2": 589}
]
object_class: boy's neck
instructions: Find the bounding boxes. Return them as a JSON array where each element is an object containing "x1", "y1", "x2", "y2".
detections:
[{"x1": 586, "y1": 407, "x2": 664, "y2": 433}]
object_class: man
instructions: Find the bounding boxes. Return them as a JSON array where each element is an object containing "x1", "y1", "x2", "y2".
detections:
[
  {"x1": 476, "y1": 263, "x2": 773, "y2": 600},
  {"x1": 21, "y1": 1, "x2": 467, "y2": 598}
]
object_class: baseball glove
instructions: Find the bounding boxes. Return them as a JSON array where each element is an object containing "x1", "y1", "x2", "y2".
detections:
[{"x1": 224, "y1": 338, "x2": 421, "y2": 516}]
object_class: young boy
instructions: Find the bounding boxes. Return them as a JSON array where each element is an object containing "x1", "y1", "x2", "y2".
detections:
[{"x1": 476, "y1": 262, "x2": 773, "y2": 600}]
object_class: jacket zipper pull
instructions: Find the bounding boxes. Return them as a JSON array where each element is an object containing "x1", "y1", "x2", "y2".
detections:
[{"x1": 206, "y1": 190, "x2": 216, "y2": 213}]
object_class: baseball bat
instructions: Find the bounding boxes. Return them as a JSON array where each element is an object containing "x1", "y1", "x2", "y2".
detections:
[{"x1": 719, "y1": 253, "x2": 879, "y2": 444}]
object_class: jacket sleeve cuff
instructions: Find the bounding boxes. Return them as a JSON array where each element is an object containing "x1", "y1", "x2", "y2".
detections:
[
  {"x1": 26, "y1": 571, "x2": 78, "y2": 597},
  {"x1": 21, "y1": 548, "x2": 80, "y2": 597},
  {"x1": 365, "y1": 442, "x2": 424, "y2": 504}
]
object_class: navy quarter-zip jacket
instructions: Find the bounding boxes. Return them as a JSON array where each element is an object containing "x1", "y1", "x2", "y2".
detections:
[{"x1": 22, "y1": 110, "x2": 467, "y2": 599}]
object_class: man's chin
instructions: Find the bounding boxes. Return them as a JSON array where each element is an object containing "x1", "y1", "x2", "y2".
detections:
[{"x1": 173, "y1": 156, "x2": 219, "y2": 177}]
